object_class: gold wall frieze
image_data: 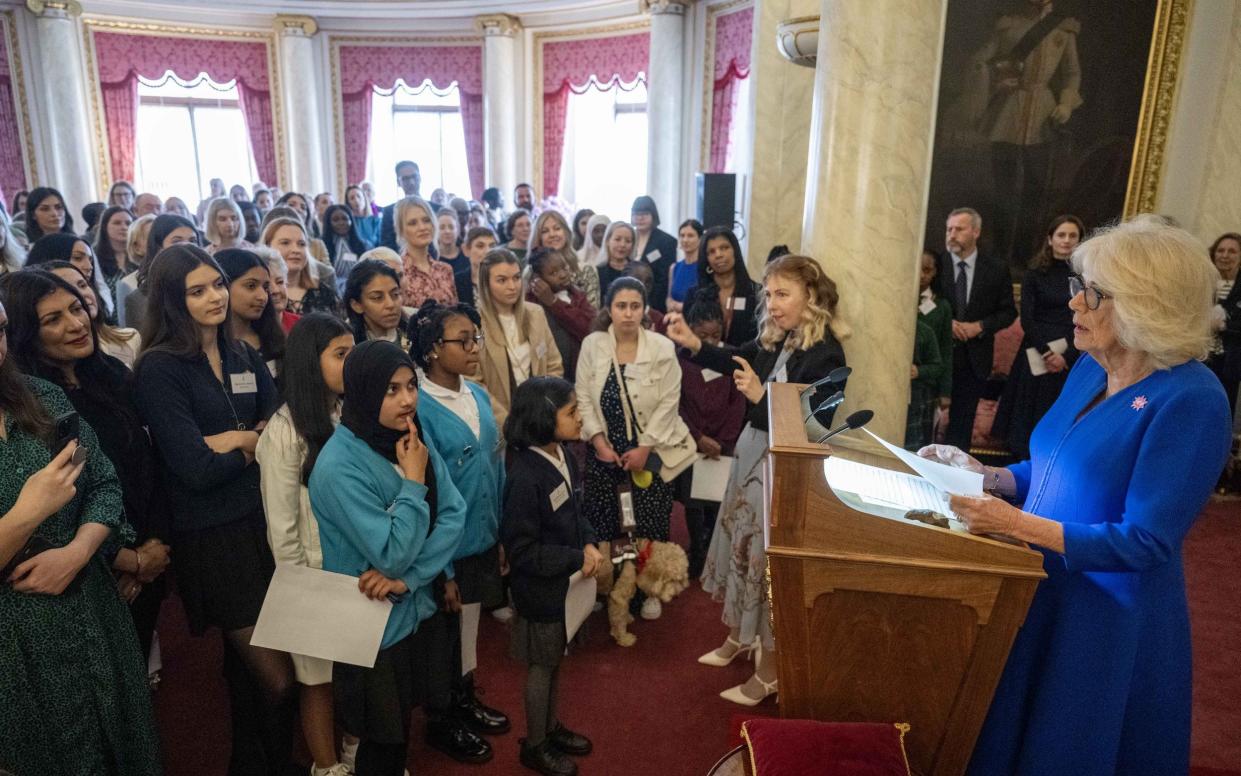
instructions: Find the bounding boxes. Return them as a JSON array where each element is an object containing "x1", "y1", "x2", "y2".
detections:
[{"x1": 3, "y1": 10, "x2": 38, "y2": 187}]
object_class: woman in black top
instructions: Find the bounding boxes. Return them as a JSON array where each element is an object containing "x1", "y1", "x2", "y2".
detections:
[
  {"x1": 1, "y1": 269, "x2": 172, "y2": 661},
  {"x1": 684, "y1": 227, "x2": 760, "y2": 348},
  {"x1": 665, "y1": 254, "x2": 846, "y2": 707},
  {"x1": 133, "y1": 244, "x2": 294, "y2": 776},
  {"x1": 993, "y1": 215, "x2": 1084, "y2": 459}
]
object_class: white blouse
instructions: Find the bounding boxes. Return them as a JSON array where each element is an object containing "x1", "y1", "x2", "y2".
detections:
[
  {"x1": 499, "y1": 313, "x2": 532, "y2": 384},
  {"x1": 420, "y1": 375, "x2": 481, "y2": 438}
]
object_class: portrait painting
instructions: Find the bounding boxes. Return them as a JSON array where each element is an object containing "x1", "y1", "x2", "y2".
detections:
[{"x1": 923, "y1": 0, "x2": 1171, "y2": 267}]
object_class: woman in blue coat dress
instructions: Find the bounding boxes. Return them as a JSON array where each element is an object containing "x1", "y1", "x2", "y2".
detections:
[{"x1": 921, "y1": 216, "x2": 1232, "y2": 776}]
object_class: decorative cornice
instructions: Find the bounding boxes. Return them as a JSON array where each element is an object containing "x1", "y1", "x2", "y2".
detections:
[
  {"x1": 775, "y1": 15, "x2": 818, "y2": 68},
  {"x1": 25, "y1": 0, "x2": 82, "y2": 19},
  {"x1": 274, "y1": 15, "x2": 318, "y2": 38},
  {"x1": 640, "y1": 0, "x2": 689, "y2": 16},
  {"x1": 475, "y1": 14, "x2": 521, "y2": 37}
]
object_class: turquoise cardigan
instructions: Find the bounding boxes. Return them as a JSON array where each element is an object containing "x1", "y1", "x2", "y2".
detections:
[
  {"x1": 309, "y1": 424, "x2": 466, "y2": 648},
  {"x1": 416, "y1": 381, "x2": 504, "y2": 572}
]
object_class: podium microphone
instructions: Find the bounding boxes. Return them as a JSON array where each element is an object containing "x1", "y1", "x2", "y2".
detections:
[
  {"x1": 816, "y1": 410, "x2": 874, "y2": 444},
  {"x1": 804, "y1": 390, "x2": 845, "y2": 423},
  {"x1": 800, "y1": 366, "x2": 852, "y2": 398}
]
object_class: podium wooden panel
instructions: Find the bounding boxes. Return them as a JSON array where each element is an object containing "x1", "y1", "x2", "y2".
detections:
[{"x1": 764, "y1": 384, "x2": 1045, "y2": 776}]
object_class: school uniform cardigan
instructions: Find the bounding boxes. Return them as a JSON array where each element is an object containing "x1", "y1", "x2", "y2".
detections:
[
  {"x1": 134, "y1": 343, "x2": 279, "y2": 533},
  {"x1": 416, "y1": 382, "x2": 504, "y2": 570},
  {"x1": 501, "y1": 446, "x2": 597, "y2": 623},
  {"x1": 308, "y1": 424, "x2": 467, "y2": 649},
  {"x1": 689, "y1": 332, "x2": 847, "y2": 432}
]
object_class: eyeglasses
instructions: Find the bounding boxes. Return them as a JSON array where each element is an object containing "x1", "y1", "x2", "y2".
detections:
[
  {"x1": 1068, "y1": 274, "x2": 1110, "y2": 311},
  {"x1": 439, "y1": 333, "x2": 484, "y2": 350}
]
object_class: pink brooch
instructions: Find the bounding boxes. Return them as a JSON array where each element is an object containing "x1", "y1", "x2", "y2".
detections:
[{"x1": 1131, "y1": 396, "x2": 1148, "y2": 411}]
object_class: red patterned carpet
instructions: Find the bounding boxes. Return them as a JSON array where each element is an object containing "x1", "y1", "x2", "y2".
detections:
[{"x1": 152, "y1": 502, "x2": 1241, "y2": 775}]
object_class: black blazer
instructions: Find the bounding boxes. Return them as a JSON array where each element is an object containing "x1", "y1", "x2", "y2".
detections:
[
  {"x1": 379, "y1": 203, "x2": 398, "y2": 251},
  {"x1": 935, "y1": 252, "x2": 1017, "y2": 380},
  {"x1": 691, "y1": 332, "x2": 846, "y2": 432},
  {"x1": 501, "y1": 447, "x2": 598, "y2": 623},
  {"x1": 638, "y1": 228, "x2": 678, "y2": 313}
]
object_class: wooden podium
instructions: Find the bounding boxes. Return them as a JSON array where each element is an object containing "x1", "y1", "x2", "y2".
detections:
[{"x1": 764, "y1": 384, "x2": 1045, "y2": 776}]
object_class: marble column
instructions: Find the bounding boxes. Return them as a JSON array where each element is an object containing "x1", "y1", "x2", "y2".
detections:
[
  {"x1": 275, "y1": 16, "x2": 325, "y2": 194},
  {"x1": 477, "y1": 14, "x2": 521, "y2": 200},
  {"x1": 26, "y1": 0, "x2": 96, "y2": 213},
  {"x1": 644, "y1": 0, "x2": 689, "y2": 223},
  {"x1": 743, "y1": 0, "x2": 818, "y2": 269},
  {"x1": 801, "y1": 0, "x2": 946, "y2": 444}
]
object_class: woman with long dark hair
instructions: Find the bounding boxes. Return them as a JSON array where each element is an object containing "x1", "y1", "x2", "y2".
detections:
[
  {"x1": 215, "y1": 249, "x2": 287, "y2": 376},
  {"x1": 92, "y1": 206, "x2": 135, "y2": 302},
  {"x1": 133, "y1": 244, "x2": 294, "y2": 775},
  {"x1": 322, "y1": 203, "x2": 371, "y2": 292},
  {"x1": 22, "y1": 187, "x2": 75, "y2": 244},
  {"x1": 256, "y1": 313, "x2": 357, "y2": 776},
  {"x1": 666, "y1": 218, "x2": 703, "y2": 313},
  {"x1": 2, "y1": 269, "x2": 171, "y2": 670},
  {"x1": 38, "y1": 260, "x2": 141, "y2": 368},
  {"x1": 0, "y1": 295, "x2": 161, "y2": 775},
  {"x1": 344, "y1": 259, "x2": 409, "y2": 349},
  {"x1": 684, "y1": 227, "x2": 760, "y2": 348},
  {"x1": 27, "y1": 233, "x2": 117, "y2": 326}
]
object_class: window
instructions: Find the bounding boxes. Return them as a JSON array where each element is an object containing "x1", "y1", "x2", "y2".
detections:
[
  {"x1": 558, "y1": 77, "x2": 648, "y2": 221},
  {"x1": 134, "y1": 74, "x2": 259, "y2": 202},
  {"x1": 367, "y1": 81, "x2": 471, "y2": 204}
]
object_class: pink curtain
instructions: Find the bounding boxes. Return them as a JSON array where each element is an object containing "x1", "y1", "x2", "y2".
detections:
[
  {"x1": 0, "y1": 31, "x2": 26, "y2": 203},
  {"x1": 91, "y1": 31, "x2": 276, "y2": 187},
  {"x1": 541, "y1": 32, "x2": 649, "y2": 197},
  {"x1": 709, "y1": 7, "x2": 754, "y2": 173},
  {"x1": 337, "y1": 44, "x2": 483, "y2": 192}
]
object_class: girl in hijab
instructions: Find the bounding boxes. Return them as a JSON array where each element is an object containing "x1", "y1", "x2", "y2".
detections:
[
  {"x1": 309, "y1": 340, "x2": 466, "y2": 776},
  {"x1": 576, "y1": 213, "x2": 610, "y2": 270}
]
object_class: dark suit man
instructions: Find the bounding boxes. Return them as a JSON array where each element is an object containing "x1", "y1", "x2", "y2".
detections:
[
  {"x1": 631, "y1": 195, "x2": 678, "y2": 313},
  {"x1": 935, "y1": 207, "x2": 1017, "y2": 450},
  {"x1": 379, "y1": 160, "x2": 422, "y2": 250}
]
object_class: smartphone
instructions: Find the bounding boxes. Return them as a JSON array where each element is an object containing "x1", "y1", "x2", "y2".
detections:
[{"x1": 51, "y1": 411, "x2": 79, "y2": 458}]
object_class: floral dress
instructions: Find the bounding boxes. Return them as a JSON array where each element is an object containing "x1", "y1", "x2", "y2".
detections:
[{"x1": 0, "y1": 377, "x2": 161, "y2": 775}]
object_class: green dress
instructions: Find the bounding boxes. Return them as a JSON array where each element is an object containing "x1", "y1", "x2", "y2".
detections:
[{"x1": 0, "y1": 377, "x2": 161, "y2": 776}]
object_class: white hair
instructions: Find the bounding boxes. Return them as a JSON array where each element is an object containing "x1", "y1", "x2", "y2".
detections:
[
  {"x1": 251, "y1": 245, "x2": 286, "y2": 278},
  {"x1": 1073, "y1": 214, "x2": 1217, "y2": 370}
]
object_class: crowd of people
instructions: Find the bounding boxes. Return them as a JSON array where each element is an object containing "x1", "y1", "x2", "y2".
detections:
[{"x1": 1, "y1": 158, "x2": 1237, "y2": 776}]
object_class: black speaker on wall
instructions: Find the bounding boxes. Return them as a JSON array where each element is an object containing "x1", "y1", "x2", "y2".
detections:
[{"x1": 696, "y1": 173, "x2": 736, "y2": 230}]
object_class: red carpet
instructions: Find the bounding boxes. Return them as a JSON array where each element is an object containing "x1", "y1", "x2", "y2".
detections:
[{"x1": 152, "y1": 503, "x2": 1240, "y2": 775}]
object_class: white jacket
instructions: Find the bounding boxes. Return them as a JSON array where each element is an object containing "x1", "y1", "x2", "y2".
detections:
[
  {"x1": 576, "y1": 326, "x2": 697, "y2": 481},
  {"x1": 255, "y1": 405, "x2": 325, "y2": 569}
]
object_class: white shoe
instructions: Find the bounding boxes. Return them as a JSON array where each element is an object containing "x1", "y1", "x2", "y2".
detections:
[
  {"x1": 640, "y1": 597, "x2": 662, "y2": 620},
  {"x1": 491, "y1": 605, "x2": 514, "y2": 623},
  {"x1": 696, "y1": 636, "x2": 758, "y2": 667},
  {"x1": 310, "y1": 763, "x2": 354, "y2": 776},
  {"x1": 339, "y1": 739, "x2": 357, "y2": 771},
  {"x1": 719, "y1": 675, "x2": 778, "y2": 707}
]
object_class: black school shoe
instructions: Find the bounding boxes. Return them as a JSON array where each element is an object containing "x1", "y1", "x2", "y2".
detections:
[
  {"x1": 519, "y1": 738, "x2": 578, "y2": 776},
  {"x1": 547, "y1": 723, "x2": 592, "y2": 756},
  {"x1": 455, "y1": 683, "x2": 511, "y2": 735},
  {"x1": 426, "y1": 717, "x2": 493, "y2": 764}
]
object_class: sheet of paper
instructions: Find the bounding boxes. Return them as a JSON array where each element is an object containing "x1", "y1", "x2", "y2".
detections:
[
  {"x1": 459, "y1": 603, "x2": 481, "y2": 676},
  {"x1": 251, "y1": 564, "x2": 392, "y2": 668},
  {"x1": 564, "y1": 570, "x2": 597, "y2": 642},
  {"x1": 691, "y1": 455, "x2": 734, "y2": 502},
  {"x1": 824, "y1": 456, "x2": 949, "y2": 513},
  {"x1": 1025, "y1": 338, "x2": 1069, "y2": 377},
  {"x1": 863, "y1": 428, "x2": 983, "y2": 495}
]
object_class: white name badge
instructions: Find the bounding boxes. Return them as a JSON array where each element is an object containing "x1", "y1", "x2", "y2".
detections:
[
  {"x1": 732, "y1": 297, "x2": 747, "y2": 311},
  {"x1": 549, "y1": 482, "x2": 569, "y2": 512},
  {"x1": 648, "y1": 248, "x2": 662, "y2": 261},
  {"x1": 701, "y1": 368, "x2": 724, "y2": 382},
  {"x1": 230, "y1": 372, "x2": 258, "y2": 394},
  {"x1": 773, "y1": 365, "x2": 789, "y2": 383}
]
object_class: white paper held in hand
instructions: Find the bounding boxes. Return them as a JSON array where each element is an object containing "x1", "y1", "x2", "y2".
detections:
[
  {"x1": 251, "y1": 564, "x2": 392, "y2": 668},
  {"x1": 564, "y1": 570, "x2": 597, "y2": 642},
  {"x1": 862, "y1": 428, "x2": 983, "y2": 496},
  {"x1": 691, "y1": 456, "x2": 734, "y2": 502}
]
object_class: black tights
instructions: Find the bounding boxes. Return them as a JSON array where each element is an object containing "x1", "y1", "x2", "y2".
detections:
[
  {"x1": 524, "y1": 663, "x2": 561, "y2": 746},
  {"x1": 222, "y1": 626, "x2": 297, "y2": 776}
]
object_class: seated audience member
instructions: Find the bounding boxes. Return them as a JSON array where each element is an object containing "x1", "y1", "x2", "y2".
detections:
[
  {"x1": 437, "y1": 207, "x2": 468, "y2": 275},
  {"x1": 505, "y1": 210, "x2": 532, "y2": 266},
  {"x1": 81, "y1": 202, "x2": 106, "y2": 244},
  {"x1": 0, "y1": 206, "x2": 27, "y2": 275},
  {"x1": 571, "y1": 209, "x2": 595, "y2": 253},
  {"x1": 684, "y1": 227, "x2": 760, "y2": 348},
  {"x1": 345, "y1": 259, "x2": 410, "y2": 349},
  {"x1": 994, "y1": 215, "x2": 1084, "y2": 458},
  {"x1": 263, "y1": 216, "x2": 339, "y2": 316},
  {"x1": 527, "y1": 246, "x2": 596, "y2": 381},
  {"x1": 0, "y1": 296, "x2": 161, "y2": 776},
  {"x1": 115, "y1": 213, "x2": 157, "y2": 329},
  {"x1": 38, "y1": 260, "x2": 141, "y2": 368},
  {"x1": 165, "y1": 197, "x2": 194, "y2": 224},
  {"x1": 532, "y1": 210, "x2": 600, "y2": 309},
  {"x1": 239, "y1": 201, "x2": 262, "y2": 244},
  {"x1": 133, "y1": 193, "x2": 163, "y2": 218},
  {"x1": 577, "y1": 213, "x2": 610, "y2": 269},
  {"x1": 254, "y1": 188, "x2": 274, "y2": 214},
  {"x1": 905, "y1": 315, "x2": 944, "y2": 452},
  {"x1": 597, "y1": 221, "x2": 636, "y2": 294},
  {"x1": 215, "y1": 249, "x2": 286, "y2": 377},
  {"x1": 93, "y1": 205, "x2": 134, "y2": 301},
  {"x1": 502, "y1": 377, "x2": 601, "y2": 776},
  {"x1": 1207, "y1": 231, "x2": 1241, "y2": 417},
  {"x1": 667, "y1": 219, "x2": 703, "y2": 313},
  {"x1": 457, "y1": 226, "x2": 497, "y2": 307},
  {"x1": 205, "y1": 197, "x2": 254, "y2": 255},
  {"x1": 125, "y1": 213, "x2": 202, "y2": 330},
  {"x1": 9, "y1": 188, "x2": 29, "y2": 221},
  {"x1": 26, "y1": 233, "x2": 116, "y2": 326},
  {"x1": 347, "y1": 184, "x2": 381, "y2": 247},
  {"x1": 474, "y1": 248, "x2": 563, "y2": 429},
  {"x1": 197, "y1": 178, "x2": 227, "y2": 223},
  {"x1": 22, "y1": 187, "x2": 75, "y2": 244},
  {"x1": 133, "y1": 244, "x2": 294, "y2": 775},
  {"x1": 255, "y1": 313, "x2": 358, "y2": 776},
  {"x1": 230, "y1": 185, "x2": 252, "y2": 204},
  {"x1": 322, "y1": 204, "x2": 371, "y2": 294},
  {"x1": 396, "y1": 197, "x2": 458, "y2": 308},
  {"x1": 107, "y1": 179, "x2": 137, "y2": 210},
  {"x1": 308, "y1": 340, "x2": 466, "y2": 776},
  {"x1": 313, "y1": 193, "x2": 333, "y2": 226},
  {"x1": 513, "y1": 183, "x2": 535, "y2": 213},
  {"x1": 254, "y1": 245, "x2": 301, "y2": 333},
  {"x1": 481, "y1": 187, "x2": 504, "y2": 232},
  {"x1": 630, "y1": 196, "x2": 677, "y2": 313},
  {"x1": 674, "y1": 297, "x2": 746, "y2": 577},
  {"x1": 276, "y1": 192, "x2": 330, "y2": 261}
]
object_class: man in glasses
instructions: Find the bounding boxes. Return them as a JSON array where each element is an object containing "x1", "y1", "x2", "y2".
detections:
[
  {"x1": 380, "y1": 159, "x2": 423, "y2": 250},
  {"x1": 935, "y1": 206, "x2": 1017, "y2": 450}
]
